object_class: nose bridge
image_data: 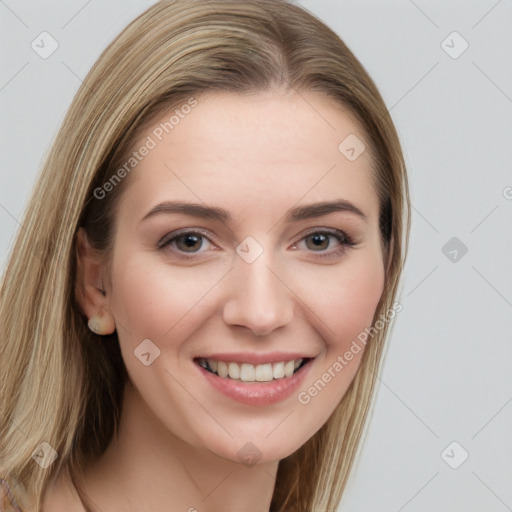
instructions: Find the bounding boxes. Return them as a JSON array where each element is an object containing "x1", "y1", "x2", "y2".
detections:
[{"x1": 222, "y1": 249, "x2": 293, "y2": 336}]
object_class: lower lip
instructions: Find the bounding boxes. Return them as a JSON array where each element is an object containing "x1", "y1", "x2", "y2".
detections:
[{"x1": 196, "y1": 360, "x2": 313, "y2": 406}]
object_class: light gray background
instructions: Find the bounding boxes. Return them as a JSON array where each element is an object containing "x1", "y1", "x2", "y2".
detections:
[{"x1": 1, "y1": 1, "x2": 511, "y2": 510}]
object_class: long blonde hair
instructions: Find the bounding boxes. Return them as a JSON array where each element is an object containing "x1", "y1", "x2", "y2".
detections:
[{"x1": 0, "y1": 1, "x2": 410, "y2": 510}]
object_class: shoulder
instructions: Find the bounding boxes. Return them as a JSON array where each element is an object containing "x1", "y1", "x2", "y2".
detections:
[{"x1": 40, "y1": 471, "x2": 85, "y2": 512}]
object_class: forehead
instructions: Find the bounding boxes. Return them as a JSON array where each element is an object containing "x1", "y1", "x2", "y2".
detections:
[{"x1": 117, "y1": 91, "x2": 379, "y2": 227}]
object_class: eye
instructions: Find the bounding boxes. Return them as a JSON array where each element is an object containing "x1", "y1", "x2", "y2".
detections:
[
  {"x1": 158, "y1": 229, "x2": 216, "y2": 256},
  {"x1": 157, "y1": 227, "x2": 356, "y2": 260},
  {"x1": 305, "y1": 233, "x2": 332, "y2": 251},
  {"x1": 292, "y1": 229, "x2": 355, "y2": 258}
]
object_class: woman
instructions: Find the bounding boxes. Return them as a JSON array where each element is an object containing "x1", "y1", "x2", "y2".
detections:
[{"x1": 0, "y1": 1, "x2": 410, "y2": 510}]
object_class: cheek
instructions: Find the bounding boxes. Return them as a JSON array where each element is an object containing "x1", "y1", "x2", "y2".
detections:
[
  {"x1": 297, "y1": 248, "x2": 385, "y2": 345},
  {"x1": 109, "y1": 242, "x2": 385, "y2": 355},
  {"x1": 108, "y1": 252, "x2": 227, "y2": 346},
  {"x1": 292, "y1": 253, "x2": 385, "y2": 431},
  {"x1": 334, "y1": 257, "x2": 385, "y2": 335}
]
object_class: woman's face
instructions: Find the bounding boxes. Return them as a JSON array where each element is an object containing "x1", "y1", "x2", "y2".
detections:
[{"x1": 103, "y1": 91, "x2": 385, "y2": 463}]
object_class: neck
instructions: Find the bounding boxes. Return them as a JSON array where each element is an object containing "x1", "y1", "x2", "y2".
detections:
[{"x1": 79, "y1": 381, "x2": 278, "y2": 512}]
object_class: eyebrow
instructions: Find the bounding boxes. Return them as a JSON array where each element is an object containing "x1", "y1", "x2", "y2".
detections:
[{"x1": 140, "y1": 199, "x2": 367, "y2": 224}]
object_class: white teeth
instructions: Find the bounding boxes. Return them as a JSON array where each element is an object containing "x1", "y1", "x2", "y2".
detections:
[
  {"x1": 201, "y1": 358, "x2": 305, "y2": 381},
  {"x1": 228, "y1": 362, "x2": 240, "y2": 379},
  {"x1": 240, "y1": 363, "x2": 256, "y2": 382},
  {"x1": 217, "y1": 361, "x2": 229, "y2": 378},
  {"x1": 284, "y1": 360, "x2": 295, "y2": 378},
  {"x1": 272, "y1": 361, "x2": 285, "y2": 379},
  {"x1": 255, "y1": 363, "x2": 273, "y2": 382}
]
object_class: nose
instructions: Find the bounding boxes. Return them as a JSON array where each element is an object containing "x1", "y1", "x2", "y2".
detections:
[{"x1": 222, "y1": 252, "x2": 294, "y2": 337}]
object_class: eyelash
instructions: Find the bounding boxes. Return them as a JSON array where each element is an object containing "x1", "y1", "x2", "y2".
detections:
[
  {"x1": 292, "y1": 228, "x2": 356, "y2": 259},
  {"x1": 157, "y1": 227, "x2": 356, "y2": 261}
]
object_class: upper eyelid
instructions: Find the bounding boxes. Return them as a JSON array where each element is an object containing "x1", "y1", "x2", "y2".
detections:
[
  {"x1": 159, "y1": 227, "x2": 353, "y2": 251},
  {"x1": 158, "y1": 227, "x2": 216, "y2": 246},
  {"x1": 293, "y1": 228, "x2": 354, "y2": 249}
]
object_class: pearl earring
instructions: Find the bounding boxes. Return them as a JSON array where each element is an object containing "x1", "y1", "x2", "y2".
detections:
[{"x1": 88, "y1": 315, "x2": 105, "y2": 335}]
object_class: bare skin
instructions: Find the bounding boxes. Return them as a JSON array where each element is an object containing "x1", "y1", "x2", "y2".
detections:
[{"x1": 43, "y1": 90, "x2": 385, "y2": 512}]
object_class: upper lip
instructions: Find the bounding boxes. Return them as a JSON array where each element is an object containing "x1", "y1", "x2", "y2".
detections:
[{"x1": 195, "y1": 352, "x2": 315, "y2": 365}]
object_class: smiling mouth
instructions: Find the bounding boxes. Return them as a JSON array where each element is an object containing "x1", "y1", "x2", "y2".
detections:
[{"x1": 194, "y1": 357, "x2": 310, "y2": 382}]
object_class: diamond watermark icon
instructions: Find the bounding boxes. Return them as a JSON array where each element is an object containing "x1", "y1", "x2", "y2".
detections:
[
  {"x1": 31, "y1": 442, "x2": 58, "y2": 469},
  {"x1": 236, "y1": 236, "x2": 263, "y2": 264},
  {"x1": 134, "y1": 338, "x2": 161, "y2": 366},
  {"x1": 441, "y1": 31, "x2": 469, "y2": 59},
  {"x1": 442, "y1": 237, "x2": 468, "y2": 263},
  {"x1": 237, "y1": 442, "x2": 262, "y2": 467},
  {"x1": 338, "y1": 134, "x2": 366, "y2": 162},
  {"x1": 441, "y1": 441, "x2": 469, "y2": 469},
  {"x1": 31, "y1": 31, "x2": 59, "y2": 59}
]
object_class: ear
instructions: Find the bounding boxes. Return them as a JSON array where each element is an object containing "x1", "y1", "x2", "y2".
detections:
[{"x1": 75, "y1": 227, "x2": 116, "y2": 335}]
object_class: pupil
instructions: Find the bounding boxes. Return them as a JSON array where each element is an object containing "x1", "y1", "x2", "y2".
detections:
[
  {"x1": 308, "y1": 234, "x2": 328, "y2": 250},
  {"x1": 180, "y1": 235, "x2": 201, "y2": 251}
]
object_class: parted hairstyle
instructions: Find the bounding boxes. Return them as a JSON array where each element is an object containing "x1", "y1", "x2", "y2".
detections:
[{"x1": 0, "y1": 1, "x2": 410, "y2": 510}]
